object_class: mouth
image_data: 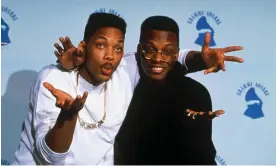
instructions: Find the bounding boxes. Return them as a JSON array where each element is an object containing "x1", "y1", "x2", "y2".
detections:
[
  {"x1": 148, "y1": 65, "x2": 166, "y2": 74},
  {"x1": 101, "y1": 63, "x2": 114, "y2": 76}
]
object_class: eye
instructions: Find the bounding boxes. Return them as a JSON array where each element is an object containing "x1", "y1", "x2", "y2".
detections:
[
  {"x1": 146, "y1": 47, "x2": 155, "y2": 53},
  {"x1": 96, "y1": 43, "x2": 105, "y2": 49},
  {"x1": 115, "y1": 47, "x2": 123, "y2": 52},
  {"x1": 163, "y1": 49, "x2": 175, "y2": 56}
]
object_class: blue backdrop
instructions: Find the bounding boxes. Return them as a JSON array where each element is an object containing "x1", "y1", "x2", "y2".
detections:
[{"x1": 2, "y1": 0, "x2": 276, "y2": 164}]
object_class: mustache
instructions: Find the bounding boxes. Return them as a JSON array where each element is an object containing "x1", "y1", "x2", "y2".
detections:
[
  {"x1": 147, "y1": 61, "x2": 167, "y2": 68},
  {"x1": 101, "y1": 63, "x2": 114, "y2": 69}
]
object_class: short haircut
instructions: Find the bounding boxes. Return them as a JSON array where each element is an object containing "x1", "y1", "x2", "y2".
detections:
[
  {"x1": 139, "y1": 16, "x2": 179, "y2": 45},
  {"x1": 83, "y1": 12, "x2": 127, "y2": 42}
]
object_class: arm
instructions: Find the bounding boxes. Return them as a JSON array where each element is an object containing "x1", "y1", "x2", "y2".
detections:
[
  {"x1": 33, "y1": 69, "x2": 85, "y2": 164},
  {"x1": 33, "y1": 81, "x2": 71, "y2": 164},
  {"x1": 178, "y1": 33, "x2": 243, "y2": 74},
  {"x1": 178, "y1": 50, "x2": 206, "y2": 74},
  {"x1": 186, "y1": 81, "x2": 216, "y2": 161},
  {"x1": 54, "y1": 35, "x2": 243, "y2": 74}
]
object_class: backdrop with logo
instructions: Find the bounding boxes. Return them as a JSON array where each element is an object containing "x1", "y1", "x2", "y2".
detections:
[{"x1": 1, "y1": 0, "x2": 276, "y2": 165}]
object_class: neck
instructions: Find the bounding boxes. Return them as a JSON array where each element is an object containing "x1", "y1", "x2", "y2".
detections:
[{"x1": 78, "y1": 65, "x2": 103, "y2": 86}]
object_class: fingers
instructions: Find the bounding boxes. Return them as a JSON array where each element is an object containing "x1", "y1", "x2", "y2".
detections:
[
  {"x1": 213, "y1": 110, "x2": 225, "y2": 116},
  {"x1": 55, "y1": 98, "x2": 73, "y2": 110},
  {"x1": 75, "y1": 92, "x2": 88, "y2": 107},
  {"x1": 59, "y1": 37, "x2": 68, "y2": 51},
  {"x1": 65, "y1": 36, "x2": 74, "y2": 48},
  {"x1": 43, "y1": 82, "x2": 57, "y2": 97},
  {"x1": 54, "y1": 43, "x2": 63, "y2": 54},
  {"x1": 54, "y1": 50, "x2": 61, "y2": 60},
  {"x1": 210, "y1": 110, "x2": 225, "y2": 119},
  {"x1": 71, "y1": 92, "x2": 88, "y2": 112},
  {"x1": 63, "y1": 98, "x2": 72, "y2": 110},
  {"x1": 185, "y1": 109, "x2": 225, "y2": 120},
  {"x1": 55, "y1": 100, "x2": 62, "y2": 108},
  {"x1": 223, "y1": 46, "x2": 243, "y2": 53},
  {"x1": 81, "y1": 92, "x2": 88, "y2": 104},
  {"x1": 224, "y1": 55, "x2": 244, "y2": 63},
  {"x1": 219, "y1": 60, "x2": 226, "y2": 71},
  {"x1": 202, "y1": 32, "x2": 211, "y2": 50},
  {"x1": 185, "y1": 109, "x2": 201, "y2": 119},
  {"x1": 204, "y1": 64, "x2": 219, "y2": 75},
  {"x1": 213, "y1": 51, "x2": 226, "y2": 71}
]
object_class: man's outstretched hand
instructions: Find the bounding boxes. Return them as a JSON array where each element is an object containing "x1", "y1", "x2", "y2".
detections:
[
  {"x1": 201, "y1": 32, "x2": 244, "y2": 74},
  {"x1": 43, "y1": 82, "x2": 88, "y2": 113},
  {"x1": 185, "y1": 108, "x2": 225, "y2": 120}
]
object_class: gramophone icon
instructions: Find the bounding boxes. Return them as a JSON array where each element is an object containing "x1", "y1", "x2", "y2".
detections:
[
  {"x1": 244, "y1": 87, "x2": 264, "y2": 119},
  {"x1": 194, "y1": 16, "x2": 216, "y2": 47},
  {"x1": 1, "y1": 18, "x2": 11, "y2": 46}
]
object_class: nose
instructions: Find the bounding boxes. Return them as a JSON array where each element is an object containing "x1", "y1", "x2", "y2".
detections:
[
  {"x1": 152, "y1": 51, "x2": 162, "y2": 62},
  {"x1": 104, "y1": 47, "x2": 115, "y2": 61}
]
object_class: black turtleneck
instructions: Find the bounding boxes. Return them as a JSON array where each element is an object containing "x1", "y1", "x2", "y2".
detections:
[{"x1": 114, "y1": 62, "x2": 217, "y2": 165}]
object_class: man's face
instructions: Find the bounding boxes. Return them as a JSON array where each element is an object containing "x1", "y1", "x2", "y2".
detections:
[
  {"x1": 139, "y1": 29, "x2": 179, "y2": 80},
  {"x1": 85, "y1": 27, "x2": 124, "y2": 84}
]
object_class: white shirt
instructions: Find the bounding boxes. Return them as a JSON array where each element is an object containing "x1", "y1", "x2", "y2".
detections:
[{"x1": 12, "y1": 50, "x2": 190, "y2": 165}]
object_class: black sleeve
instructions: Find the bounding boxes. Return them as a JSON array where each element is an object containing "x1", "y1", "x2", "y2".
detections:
[
  {"x1": 185, "y1": 51, "x2": 207, "y2": 74},
  {"x1": 184, "y1": 78, "x2": 217, "y2": 163},
  {"x1": 188, "y1": 80, "x2": 213, "y2": 139}
]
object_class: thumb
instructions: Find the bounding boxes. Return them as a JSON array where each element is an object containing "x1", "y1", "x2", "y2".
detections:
[
  {"x1": 214, "y1": 110, "x2": 225, "y2": 116},
  {"x1": 77, "y1": 40, "x2": 85, "y2": 54},
  {"x1": 202, "y1": 32, "x2": 211, "y2": 50},
  {"x1": 75, "y1": 41, "x2": 85, "y2": 67}
]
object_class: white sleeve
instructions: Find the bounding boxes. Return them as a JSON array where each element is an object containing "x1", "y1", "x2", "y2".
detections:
[
  {"x1": 121, "y1": 52, "x2": 140, "y2": 91},
  {"x1": 178, "y1": 49, "x2": 192, "y2": 70},
  {"x1": 31, "y1": 66, "x2": 71, "y2": 164}
]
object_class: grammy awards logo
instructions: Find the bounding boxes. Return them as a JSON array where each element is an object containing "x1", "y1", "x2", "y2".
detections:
[
  {"x1": 237, "y1": 82, "x2": 269, "y2": 119},
  {"x1": 1, "y1": 5, "x2": 18, "y2": 46},
  {"x1": 187, "y1": 11, "x2": 221, "y2": 47},
  {"x1": 215, "y1": 154, "x2": 227, "y2": 165},
  {"x1": 93, "y1": 8, "x2": 121, "y2": 17}
]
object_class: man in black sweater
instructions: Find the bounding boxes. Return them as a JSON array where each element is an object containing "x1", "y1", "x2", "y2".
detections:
[{"x1": 114, "y1": 16, "x2": 222, "y2": 165}]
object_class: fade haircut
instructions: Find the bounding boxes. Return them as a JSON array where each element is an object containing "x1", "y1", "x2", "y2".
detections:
[
  {"x1": 83, "y1": 12, "x2": 127, "y2": 42},
  {"x1": 139, "y1": 16, "x2": 179, "y2": 46}
]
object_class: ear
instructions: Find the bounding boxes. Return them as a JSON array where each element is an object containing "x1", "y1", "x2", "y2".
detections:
[
  {"x1": 136, "y1": 44, "x2": 140, "y2": 54},
  {"x1": 175, "y1": 48, "x2": 180, "y2": 61},
  {"x1": 135, "y1": 44, "x2": 141, "y2": 60},
  {"x1": 74, "y1": 40, "x2": 86, "y2": 67}
]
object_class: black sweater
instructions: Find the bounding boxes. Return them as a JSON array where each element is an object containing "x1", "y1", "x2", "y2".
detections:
[{"x1": 114, "y1": 62, "x2": 216, "y2": 165}]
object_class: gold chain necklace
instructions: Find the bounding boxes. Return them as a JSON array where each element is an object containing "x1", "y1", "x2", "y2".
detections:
[{"x1": 76, "y1": 78, "x2": 107, "y2": 130}]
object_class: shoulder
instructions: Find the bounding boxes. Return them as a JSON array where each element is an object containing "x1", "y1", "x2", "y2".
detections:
[
  {"x1": 182, "y1": 77, "x2": 212, "y2": 111},
  {"x1": 36, "y1": 64, "x2": 74, "y2": 85},
  {"x1": 121, "y1": 52, "x2": 137, "y2": 66},
  {"x1": 119, "y1": 52, "x2": 139, "y2": 90},
  {"x1": 183, "y1": 77, "x2": 210, "y2": 96},
  {"x1": 31, "y1": 64, "x2": 76, "y2": 98}
]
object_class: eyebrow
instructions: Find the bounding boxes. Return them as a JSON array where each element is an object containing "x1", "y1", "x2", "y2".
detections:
[
  {"x1": 145, "y1": 41, "x2": 174, "y2": 47},
  {"x1": 96, "y1": 36, "x2": 107, "y2": 41},
  {"x1": 96, "y1": 36, "x2": 124, "y2": 43}
]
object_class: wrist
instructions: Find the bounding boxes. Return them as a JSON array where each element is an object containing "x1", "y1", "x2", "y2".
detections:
[
  {"x1": 56, "y1": 110, "x2": 78, "y2": 127},
  {"x1": 57, "y1": 62, "x2": 75, "y2": 72},
  {"x1": 197, "y1": 52, "x2": 208, "y2": 70},
  {"x1": 186, "y1": 51, "x2": 207, "y2": 72}
]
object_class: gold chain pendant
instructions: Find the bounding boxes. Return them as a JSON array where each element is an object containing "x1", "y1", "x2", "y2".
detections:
[{"x1": 78, "y1": 82, "x2": 107, "y2": 130}]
